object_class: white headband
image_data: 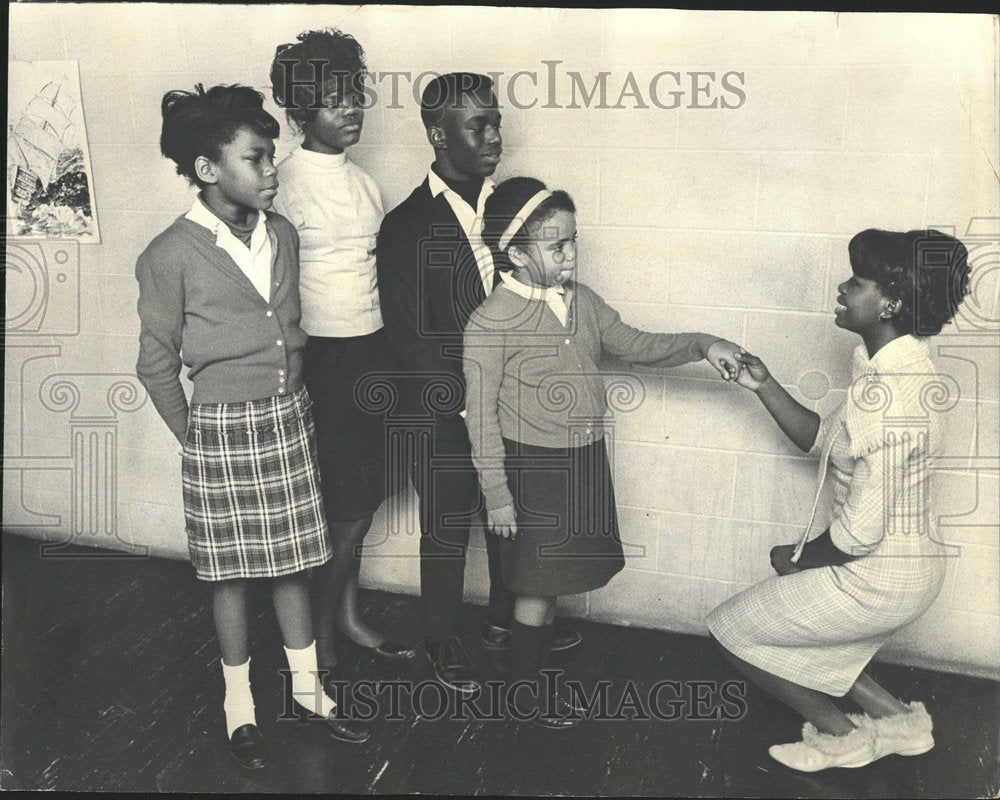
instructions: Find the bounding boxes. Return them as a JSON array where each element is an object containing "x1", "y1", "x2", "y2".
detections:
[{"x1": 498, "y1": 190, "x2": 554, "y2": 252}]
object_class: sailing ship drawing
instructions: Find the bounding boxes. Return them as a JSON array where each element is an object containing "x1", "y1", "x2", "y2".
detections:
[{"x1": 7, "y1": 61, "x2": 100, "y2": 241}]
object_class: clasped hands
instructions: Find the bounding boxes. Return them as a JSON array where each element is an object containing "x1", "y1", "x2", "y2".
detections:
[{"x1": 708, "y1": 342, "x2": 779, "y2": 394}]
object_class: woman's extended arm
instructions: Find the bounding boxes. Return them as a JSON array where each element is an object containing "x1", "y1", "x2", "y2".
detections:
[{"x1": 735, "y1": 351, "x2": 820, "y2": 454}]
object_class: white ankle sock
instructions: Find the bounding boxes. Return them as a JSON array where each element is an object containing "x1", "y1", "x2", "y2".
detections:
[
  {"x1": 284, "y1": 641, "x2": 336, "y2": 718},
  {"x1": 221, "y1": 657, "x2": 257, "y2": 737}
]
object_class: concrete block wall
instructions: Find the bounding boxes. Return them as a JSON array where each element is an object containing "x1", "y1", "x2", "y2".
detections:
[{"x1": 5, "y1": 5, "x2": 998, "y2": 679}]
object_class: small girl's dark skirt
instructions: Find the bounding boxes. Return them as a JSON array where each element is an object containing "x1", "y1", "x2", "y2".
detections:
[
  {"x1": 303, "y1": 330, "x2": 390, "y2": 523},
  {"x1": 499, "y1": 437, "x2": 625, "y2": 596},
  {"x1": 181, "y1": 387, "x2": 332, "y2": 581}
]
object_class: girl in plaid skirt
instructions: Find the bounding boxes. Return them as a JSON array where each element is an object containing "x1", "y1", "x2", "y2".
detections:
[
  {"x1": 707, "y1": 229, "x2": 970, "y2": 772},
  {"x1": 136, "y1": 84, "x2": 368, "y2": 770}
]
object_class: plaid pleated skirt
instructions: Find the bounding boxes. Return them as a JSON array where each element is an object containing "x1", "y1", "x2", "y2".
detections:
[{"x1": 181, "y1": 387, "x2": 332, "y2": 581}]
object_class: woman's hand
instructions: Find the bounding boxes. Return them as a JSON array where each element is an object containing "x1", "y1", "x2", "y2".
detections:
[
  {"x1": 706, "y1": 339, "x2": 744, "y2": 382},
  {"x1": 487, "y1": 504, "x2": 518, "y2": 539},
  {"x1": 770, "y1": 544, "x2": 802, "y2": 576},
  {"x1": 734, "y1": 350, "x2": 772, "y2": 393}
]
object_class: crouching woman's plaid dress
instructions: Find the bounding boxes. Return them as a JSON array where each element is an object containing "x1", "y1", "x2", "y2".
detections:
[{"x1": 707, "y1": 336, "x2": 947, "y2": 696}]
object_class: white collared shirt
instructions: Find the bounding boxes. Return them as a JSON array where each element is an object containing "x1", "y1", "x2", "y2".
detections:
[
  {"x1": 427, "y1": 168, "x2": 496, "y2": 297},
  {"x1": 499, "y1": 271, "x2": 570, "y2": 327},
  {"x1": 185, "y1": 196, "x2": 271, "y2": 302}
]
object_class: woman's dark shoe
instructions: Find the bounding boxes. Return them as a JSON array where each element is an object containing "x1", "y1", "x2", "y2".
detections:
[
  {"x1": 550, "y1": 625, "x2": 582, "y2": 652},
  {"x1": 322, "y1": 712, "x2": 371, "y2": 744},
  {"x1": 481, "y1": 622, "x2": 512, "y2": 651},
  {"x1": 425, "y1": 637, "x2": 481, "y2": 697},
  {"x1": 293, "y1": 702, "x2": 372, "y2": 744},
  {"x1": 355, "y1": 639, "x2": 417, "y2": 661},
  {"x1": 509, "y1": 699, "x2": 580, "y2": 730},
  {"x1": 228, "y1": 723, "x2": 266, "y2": 769},
  {"x1": 482, "y1": 622, "x2": 583, "y2": 652}
]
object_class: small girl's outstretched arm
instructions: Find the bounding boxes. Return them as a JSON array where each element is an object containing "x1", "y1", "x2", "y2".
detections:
[
  {"x1": 735, "y1": 351, "x2": 819, "y2": 453},
  {"x1": 589, "y1": 288, "x2": 742, "y2": 379}
]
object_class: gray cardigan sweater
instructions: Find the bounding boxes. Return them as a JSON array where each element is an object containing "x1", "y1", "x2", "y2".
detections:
[
  {"x1": 463, "y1": 281, "x2": 720, "y2": 510},
  {"x1": 135, "y1": 212, "x2": 308, "y2": 443}
]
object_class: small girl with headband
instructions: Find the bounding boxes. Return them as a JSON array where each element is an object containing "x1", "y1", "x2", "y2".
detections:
[{"x1": 463, "y1": 176, "x2": 743, "y2": 728}]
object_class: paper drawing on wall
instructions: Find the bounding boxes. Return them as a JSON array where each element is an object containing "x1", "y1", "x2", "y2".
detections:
[{"x1": 7, "y1": 60, "x2": 101, "y2": 243}]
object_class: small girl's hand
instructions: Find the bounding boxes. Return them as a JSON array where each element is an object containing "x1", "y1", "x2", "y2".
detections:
[
  {"x1": 706, "y1": 339, "x2": 744, "y2": 382},
  {"x1": 487, "y1": 504, "x2": 518, "y2": 539},
  {"x1": 734, "y1": 350, "x2": 772, "y2": 392}
]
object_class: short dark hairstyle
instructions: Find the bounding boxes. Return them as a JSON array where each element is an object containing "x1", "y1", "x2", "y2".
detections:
[
  {"x1": 482, "y1": 177, "x2": 576, "y2": 272},
  {"x1": 270, "y1": 28, "x2": 367, "y2": 133},
  {"x1": 848, "y1": 228, "x2": 970, "y2": 336},
  {"x1": 160, "y1": 84, "x2": 279, "y2": 184},
  {"x1": 420, "y1": 72, "x2": 495, "y2": 129}
]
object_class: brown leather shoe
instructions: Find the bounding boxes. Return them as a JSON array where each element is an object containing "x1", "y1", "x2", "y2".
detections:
[{"x1": 228, "y1": 723, "x2": 266, "y2": 769}]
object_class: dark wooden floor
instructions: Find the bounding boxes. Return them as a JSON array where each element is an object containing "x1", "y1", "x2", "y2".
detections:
[{"x1": 2, "y1": 532, "x2": 997, "y2": 797}]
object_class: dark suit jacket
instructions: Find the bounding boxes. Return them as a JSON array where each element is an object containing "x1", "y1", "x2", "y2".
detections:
[{"x1": 376, "y1": 177, "x2": 490, "y2": 417}]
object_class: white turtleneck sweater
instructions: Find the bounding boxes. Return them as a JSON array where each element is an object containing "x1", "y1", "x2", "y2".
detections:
[{"x1": 274, "y1": 146, "x2": 384, "y2": 337}]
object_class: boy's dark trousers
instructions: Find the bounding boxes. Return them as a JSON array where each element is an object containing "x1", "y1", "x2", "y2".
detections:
[{"x1": 403, "y1": 411, "x2": 515, "y2": 643}]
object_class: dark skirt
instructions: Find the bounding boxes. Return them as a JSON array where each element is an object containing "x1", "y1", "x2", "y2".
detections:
[
  {"x1": 303, "y1": 330, "x2": 391, "y2": 523},
  {"x1": 499, "y1": 437, "x2": 625, "y2": 596},
  {"x1": 181, "y1": 387, "x2": 331, "y2": 581}
]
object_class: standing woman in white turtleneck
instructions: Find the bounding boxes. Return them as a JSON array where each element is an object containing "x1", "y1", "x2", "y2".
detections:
[{"x1": 270, "y1": 28, "x2": 417, "y2": 684}]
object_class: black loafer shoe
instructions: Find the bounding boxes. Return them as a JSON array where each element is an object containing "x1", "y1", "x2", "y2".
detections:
[
  {"x1": 482, "y1": 623, "x2": 583, "y2": 653},
  {"x1": 550, "y1": 625, "x2": 582, "y2": 652},
  {"x1": 481, "y1": 623, "x2": 512, "y2": 651},
  {"x1": 229, "y1": 723, "x2": 266, "y2": 769},
  {"x1": 510, "y1": 700, "x2": 580, "y2": 730},
  {"x1": 323, "y1": 712, "x2": 371, "y2": 744},
  {"x1": 426, "y1": 637, "x2": 481, "y2": 697},
  {"x1": 365, "y1": 640, "x2": 417, "y2": 661}
]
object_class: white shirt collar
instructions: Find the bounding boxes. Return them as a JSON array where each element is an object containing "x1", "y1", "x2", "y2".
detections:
[
  {"x1": 185, "y1": 196, "x2": 267, "y2": 249},
  {"x1": 426, "y1": 167, "x2": 496, "y2": 297},
  {"x1": 500, "y1": 270, "x2": 564, "y2": 297},
  {"x1": 500, "y1": 271, "x2": 569, "y2": 326},
  {"x1": 185, "y1": 196, "x2": 272, "y2": 301},
  {"x1": 427, "y1": 167, "x2": 495, "y2": 206}
]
